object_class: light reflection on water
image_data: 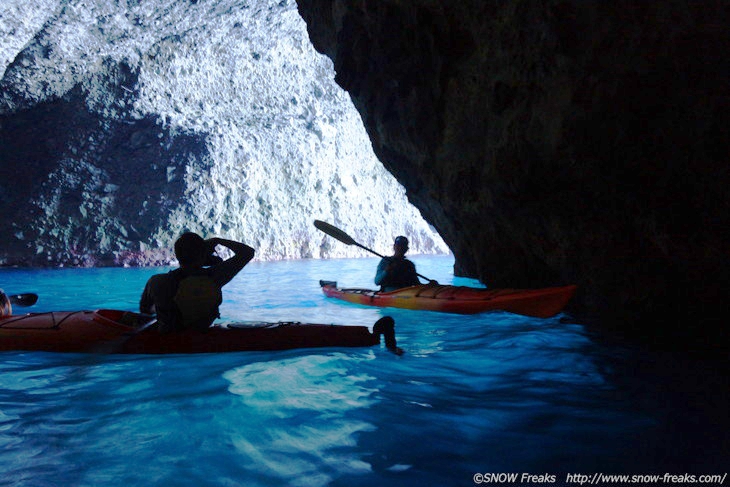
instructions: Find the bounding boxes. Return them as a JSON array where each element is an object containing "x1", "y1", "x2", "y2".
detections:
[
  {"x1": 224, "y1": 354, "x2": 378, "y2": 485},
  {"x1": 0, "y1": 256, "x2": 727, "y2": 487}
]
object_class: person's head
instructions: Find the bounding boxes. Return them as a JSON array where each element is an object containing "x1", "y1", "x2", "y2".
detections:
[
  {"x1": 0, "y1": 289, "x2": 11, "y2": 317},
  {"x1": 174, "y1": 232, "x2": 207, "y2": 268},
  {"x1": 393, "y1": 235, "x2": 409, "y2": 257}
]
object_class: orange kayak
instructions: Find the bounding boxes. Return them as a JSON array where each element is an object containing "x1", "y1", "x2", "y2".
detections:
[
  {"x1": 0, "y1": 309, "x2": 398, "y2": 354},
  {"x1": 320, "y1": 281, "x2": 577, "y2": 318}
]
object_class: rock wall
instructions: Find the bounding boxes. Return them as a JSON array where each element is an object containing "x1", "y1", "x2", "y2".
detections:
[
  {"x1": 0, "y1": 0, "x2": 448, "y2": 267},
  {"x1": 295, "y1": 0, "x2": 730, "y2": 344}
]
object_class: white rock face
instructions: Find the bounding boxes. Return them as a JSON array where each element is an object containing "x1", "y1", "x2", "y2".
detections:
[{"x1": 0, "y1": 0, "x2": 447, "y2": 265}]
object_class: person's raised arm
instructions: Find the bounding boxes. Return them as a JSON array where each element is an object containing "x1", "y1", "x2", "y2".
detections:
[{"x1": 207, "y1": 238, "x2": 255, "y2": 286}]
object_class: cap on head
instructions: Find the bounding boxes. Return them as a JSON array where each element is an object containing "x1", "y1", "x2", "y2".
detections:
[
  {"x1": 174, "y1": 232, "x2": 206, "y2": 267},
  {"x1": 394, "y1": 236, "x2": 409, "y2": 248}
]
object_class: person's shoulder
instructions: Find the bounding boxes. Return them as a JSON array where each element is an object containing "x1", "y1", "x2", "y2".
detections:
[
  {"x1": 146, "y1": 272, "x2": 166, "y2": 282},
  {"x1": 147, "y1": 271, "x2": 178, "y2": 286}
]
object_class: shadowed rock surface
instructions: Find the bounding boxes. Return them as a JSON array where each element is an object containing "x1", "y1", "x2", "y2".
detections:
[{"x1": 295, "y1": 0, "x2": 729, "y2": 345}]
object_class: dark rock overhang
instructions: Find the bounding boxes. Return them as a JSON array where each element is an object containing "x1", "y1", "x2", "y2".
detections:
[{"x1": 296, "y1": 0, "x2": 730, "y2": 348}]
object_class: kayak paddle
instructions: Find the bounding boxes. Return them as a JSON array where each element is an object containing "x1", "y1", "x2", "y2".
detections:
[
  {"x1": 9, "y1": 293, "x2": 39, "y2": 307},
  {"x1": 313, "y1": 220, "x2": 434, "y2": 283},
  {"x1": 92, "y1": 314, "x2": 158, "y2": 354},
  {"x1": 314, "y1": 220, "x2": 386, "y2": 258}
]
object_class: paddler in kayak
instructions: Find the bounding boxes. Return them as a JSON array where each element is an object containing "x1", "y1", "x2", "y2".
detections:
[
  {"x1": 140, "y1": 232, "x2": 255, "y2": 332},
  {"x1": 374, "y1": 236, "x2": 422, "y2": 292}
]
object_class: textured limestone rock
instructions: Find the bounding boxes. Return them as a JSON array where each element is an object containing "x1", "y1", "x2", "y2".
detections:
[
  {"x1": 295, "y1": 0, "x2": 730, "y2": 342},
  {"x1": 0, "y1": 0, "x2": 447, "y2": 267}
]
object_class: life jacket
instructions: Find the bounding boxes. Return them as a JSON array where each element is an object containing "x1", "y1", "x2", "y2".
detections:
[
  {"x1": 379, "y1": 258, "x2": 420, "y2": 291},
  {"x1": 170, "y1": 269, "x2": 222, "y2": 330}
]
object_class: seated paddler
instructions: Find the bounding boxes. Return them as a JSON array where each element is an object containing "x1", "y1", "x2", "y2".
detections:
[
  {"x1": 140, "y1": 232, "x2": 255, "y2": 332},
  {"x1": 374, "y1": 236, "x2": 422, "y2": 292}
]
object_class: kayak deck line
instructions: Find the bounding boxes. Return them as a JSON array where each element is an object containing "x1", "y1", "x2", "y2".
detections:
[{"x1": 0, "y1": 310, "x2": 88, "y2": 330}]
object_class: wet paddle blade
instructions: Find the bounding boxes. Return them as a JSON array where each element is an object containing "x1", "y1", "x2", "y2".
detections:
[
  {"x1": 314, "y1": 220, "x2": 357, "y2": 246},
  {"x1": 9, "y1": 293, "x2": 38, "y2": 307}
]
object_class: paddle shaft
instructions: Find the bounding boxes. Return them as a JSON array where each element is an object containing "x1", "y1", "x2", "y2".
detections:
[
  {"x1": 314, "y1": 220, "x2": 432, "y2": 282},
  {"x1": 93, "y1": 315, "x2": 157, "y2": 354},
  {"x1": 353, "y1": 242, "x2": 385, "y2": 259}
]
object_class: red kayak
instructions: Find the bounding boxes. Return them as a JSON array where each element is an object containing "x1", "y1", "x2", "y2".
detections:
[
  {"x1": 320, "y1": 281, "x2": 577, "y2": 318},
  {"x1": 0, "y1": 309, "x2": 399, "y2": 354}
]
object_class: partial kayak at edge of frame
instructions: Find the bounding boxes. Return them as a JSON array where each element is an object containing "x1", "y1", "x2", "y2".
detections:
[
  {"x1": 320, "y1": 280, "x2": 577, "y2": 318},
  {"x1": 0, "y1": 309, "x2": 400, "y2": 354}
]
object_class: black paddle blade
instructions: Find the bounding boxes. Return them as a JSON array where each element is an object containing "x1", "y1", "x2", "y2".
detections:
[
  {"x1": 314, "y1": 219, "x2": 387, "y2": 259},
  {"x1": 9, "y1": 293, "x2": 39, "y2": 307},
  {"x1": 313, "y1": 220, "x2": 357, "y2": 246}
]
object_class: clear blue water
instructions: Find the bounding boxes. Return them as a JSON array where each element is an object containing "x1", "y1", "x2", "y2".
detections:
[{"x1": 1, "y1": 255, "x2": 727, "y2": 487}]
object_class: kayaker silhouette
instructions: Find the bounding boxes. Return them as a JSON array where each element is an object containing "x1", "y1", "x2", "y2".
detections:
[
  {"x1": 140, "y1": 232, "x2": 255, "y2": 332},
  {"x1": 374, "y1": 236, "x2": 423, "y2": 292}
]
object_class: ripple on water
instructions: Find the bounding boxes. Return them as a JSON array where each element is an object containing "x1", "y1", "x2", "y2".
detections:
[
  {"x1": 223, "y1": 353, "x2": 379, "y2": 486},
  {"x1": 1, "y1": 258, "x2": 727, "y2": 486}
]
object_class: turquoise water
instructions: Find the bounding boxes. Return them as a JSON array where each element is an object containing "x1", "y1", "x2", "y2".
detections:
[{"x1": 0, "y1": 255, "x2": 727, "y2": 487}]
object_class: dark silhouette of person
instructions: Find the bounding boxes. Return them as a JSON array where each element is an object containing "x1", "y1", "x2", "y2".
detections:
[
  {"x1": 374, "y1": 236, "x2": 421, "y2": 292},
  {"x1": 140, "y1": 232, "x2": 254, "y2": 332}
]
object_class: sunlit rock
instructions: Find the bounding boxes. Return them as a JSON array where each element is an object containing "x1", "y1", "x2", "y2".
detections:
[{"x1": 0, "y1": 0, "x2": 447, "y2": 266}]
